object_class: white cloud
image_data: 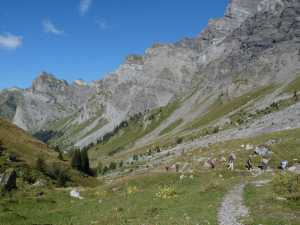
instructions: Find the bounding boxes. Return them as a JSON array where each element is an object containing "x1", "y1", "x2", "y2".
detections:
[
  {"x1": 96, "y1": 19, "x2": 111, "y2": 30},
  {"x1": 79, "y1": 0, "x2": 93, "y2": 16},
  {"x1": 0, "y1": 33, "x2": 23, "y2": 50},
  {"x1": 43, "y1": 19, "x2": 64, "y2": 35}
]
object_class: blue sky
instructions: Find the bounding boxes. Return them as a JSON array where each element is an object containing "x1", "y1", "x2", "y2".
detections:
[{"x1": 0, "y1": 0, "x2": 228, "y2": 89}]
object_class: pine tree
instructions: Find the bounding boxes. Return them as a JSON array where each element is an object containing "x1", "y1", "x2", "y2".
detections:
[
  {"x1": 294, "y1": 91, "x2": 298, "y2": 102},
  {"x1": 71, "y1": 149, "x2": 81, "y2": 170},
  {"x1": 97, "y1": 161, "x2": 103, "y2": 175},
  {"x1": 57, "y1": 151, "x2": 64, "y2": 161},
  {"x1": 0, "y1": 140, "x2": 5, "y2": 155},
  {"x1": 80, "y1": 149, "x2": 90, "y2": 174},
  {"x1": 36, "y1": 156, "x2": 47, "y2": 173}
]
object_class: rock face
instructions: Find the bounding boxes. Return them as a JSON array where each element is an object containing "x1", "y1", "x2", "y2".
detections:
[
  {"x1": 0, "y1": 168, "x2": 17, "y2": 192},
  {"x1": 1, "y1": 0, "x2": 300, "y2": 148}
]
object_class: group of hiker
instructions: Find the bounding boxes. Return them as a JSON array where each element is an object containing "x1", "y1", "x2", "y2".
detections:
[
  {"x1": 164, "y1": 149, "x2": 291, "y2": 173},
  {"x1": 227, "y1": 152, "x2": 288, "y2": 172}
]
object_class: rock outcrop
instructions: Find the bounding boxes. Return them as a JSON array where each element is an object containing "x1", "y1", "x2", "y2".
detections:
[{"x1": 0, "y1": 168, "x2": 17, "y2": 192}]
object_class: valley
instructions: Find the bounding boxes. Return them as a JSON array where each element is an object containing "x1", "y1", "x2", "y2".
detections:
[{"x1": 1, "y1": 0, "x2": 300, "y2": 224}]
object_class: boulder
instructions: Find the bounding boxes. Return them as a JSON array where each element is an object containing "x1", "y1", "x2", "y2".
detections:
[
  {"x1": 288, "y1": 164, "x2": 300, "y2": 174},
  {"x1": 70, "y1": 189, "x2": 83, "y2": 199},
  {"x1": 0, "y1": 168, "x2": 17, "y2": 192},
  {"x1": 255, "y1": 146, "x2": 271, "y2": 157},
  {"x1": 245, "y1": 144, "x2": 254, "y2": 151}
]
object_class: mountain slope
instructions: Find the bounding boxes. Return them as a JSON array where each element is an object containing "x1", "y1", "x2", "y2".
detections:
[{"x1": 0, "y1": 0, "x2": 300, "y2": 152}]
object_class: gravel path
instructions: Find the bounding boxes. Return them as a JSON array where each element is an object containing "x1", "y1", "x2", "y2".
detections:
[{"x1": 218, "y1": 184, "x2": 249, "y2": 225}]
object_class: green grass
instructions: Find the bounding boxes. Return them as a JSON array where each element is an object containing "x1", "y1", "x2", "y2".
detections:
[
  {"x1": 0, "y1": 117, "x2": 98, "y2": 188},
  {"x1": 89, "y1": 100, "x2": 181, "y2": 164},
  {"x1": 244, "y1": 175, "x2": 300, "y2": 225},
  {"x1": 185, "y1": 85, "x2": 276, "y2": 130},
  {"x1": 284, "y1": 75, "x2": 300, "y2": 93},
  {"x1": 46, "y1": 108, "x2": 106, "y2": 149},
  {"x1": 176, "y1": 128, "x2": 300, "y2": 224},
  {"x1": 0, "y1": 117, "x2": 58, "y2": 165},
  {"x1": 159, "y1": 119, "x2": 183, "y2": 136},
  {"x1": 0, "y1": 172, "x2": 239, "y2": 225},
  {"x1": 229, "y1": 96, "x2": 300, "y2": 129}
]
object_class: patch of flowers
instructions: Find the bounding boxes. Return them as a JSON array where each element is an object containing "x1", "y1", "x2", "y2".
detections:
[
  {"x1": 127, "y1": 185, "x2": 139, "y2": 195},
  {"x1": 155, "y1": 185, "x2": 177, "y2": 200}
]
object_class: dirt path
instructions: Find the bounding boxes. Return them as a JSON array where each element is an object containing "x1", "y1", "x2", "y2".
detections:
[{"x1": 218, "y1": 183, "x2": 249, "y2": 225}]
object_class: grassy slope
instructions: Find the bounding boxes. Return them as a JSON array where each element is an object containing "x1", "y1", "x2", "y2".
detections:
[
  {"x1": 89, "y1": 100, "x2": 181, "y2": 164},
  {"x1": 0, "y1": 172, "x2": 240, "y2": 225},
  {"x1": 185, "y1": 128, "x2": 300, "y2": 224},
  {"x1": 185, "y1": 85, "x2": 276, "y2": 130},
  {"x1": 284, "y1": 74, "x2": 300, "y2": 93},
  {"x1": 0, "y1": 124, "x2": 299, "y2": 224},
  {"x1": 159, "y1": 119, "x2": 183, "y2": 136},
  {"x1": 0, "y1": 117, "x2": 58, "y2": 165},
  {"x1": 0, "y1": 117, "x2": 98, "y2": 187}
]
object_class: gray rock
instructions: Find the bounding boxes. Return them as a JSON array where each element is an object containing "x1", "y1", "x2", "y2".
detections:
[
  {"x1": 288, "y1": 164, "x2": 300, "y2": 174},
  {"x1": 255, "y1": 146, "x2": 271, "y2": 156},
  {"x1": 0, "y1": 168, "x2": 17, "y2": 192}
]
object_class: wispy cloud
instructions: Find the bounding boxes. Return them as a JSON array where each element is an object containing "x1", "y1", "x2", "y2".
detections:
[
  {"x1": 43, "y1": 19, "x2": 64, "y2": 35},
  {"x1": 0, "y1": 33, "x2": 23, "y2": 50},
  {"x1": 96, "y1": 19, "x2": 111, "y2": 30},
  {"x1": 79, "y1": 0, "x2": 93, "y2": 16}
]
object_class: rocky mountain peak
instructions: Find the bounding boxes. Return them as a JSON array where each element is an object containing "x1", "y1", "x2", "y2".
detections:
[
  {"x1": 32, "y1": 72, "x2": 69, "y2": 93},
  {"x1": 225, "y1": 0, "x2": 264, "y2": 20},
  {"x1": 74, "y1": 79, "x2": 88, "y2": 87}
]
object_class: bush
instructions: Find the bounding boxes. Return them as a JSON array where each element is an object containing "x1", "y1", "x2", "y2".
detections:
[
  {"x1": 109, "y1": 162, "x2": 117, "y2": 170},
  {"x1": 102, "y1": 166, "x2": 109, "y2": 175},
  {"x1": 133, "y1": 155, "x2": 139, "y2": 161},
  {"x1": 0, "y1": 140, "x2": 5, "y2": 155},
  {"x1": 48, "y1": 163, "x2": 70, "y2": 187},
  {"x1": 36, "y1": 156, "x2": 47, "y2": 173},
  {"x1": 213, "y1": 126, "x2": 220, "y2": 134},
  {"x1": 96, "y1": 161, "x2": 103, "y2": 175},
  {"x1": 176, "y1": 137, "x2": 183, "y2": 144},
  {"x1": 57, "y1": 151, "x2": 64, "y2": 161}
]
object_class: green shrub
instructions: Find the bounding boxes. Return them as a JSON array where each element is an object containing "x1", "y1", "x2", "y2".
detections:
[
  {"x1": 48, "y1": 163, "x2": 70, "y2": 187},
  {"x1": 36, "y1": 156, "x2": 47, "y2": 173},
  {"x1": 176, "y1": 137, "x2": 183, "y2": 144},
  {"x1": 109, "y1": 162, "x2": 117, "y2": 170},
  {"x1": 96, "y1": 161, "x2": 103, "y2": 175}
]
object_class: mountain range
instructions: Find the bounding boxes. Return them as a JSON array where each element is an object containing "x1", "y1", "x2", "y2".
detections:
[{"x1": 1, "y1": 0, "x2": 300, "y2": 152}]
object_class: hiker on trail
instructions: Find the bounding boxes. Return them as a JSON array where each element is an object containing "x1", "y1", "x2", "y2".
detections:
[
  {"x1": 245, "y1": 158, "x2": 253, "y2": 171},
  {"x1": 207, "y1": 158, "x2": 216, "y2": 169},
  {"x1": 227, "y1": 153, "x2": 236, "y2": 171},
  {"x1": 260, "y1": 158, "x2": 269, "y2": 170},
  {"x1": 280, "y1": 160, "x2": 288, "y2": 170},
  {"x1": 175, "y1": 164, "x2": 180, "y2": 173}
]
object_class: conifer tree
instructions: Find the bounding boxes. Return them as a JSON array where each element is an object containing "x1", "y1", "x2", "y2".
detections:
[
  {"x1": 71, "y1": 149, "x2": 81, "y2": 170},
  {"x1": 80, "y1": 149, "x2": 90, "y2": 174}
]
